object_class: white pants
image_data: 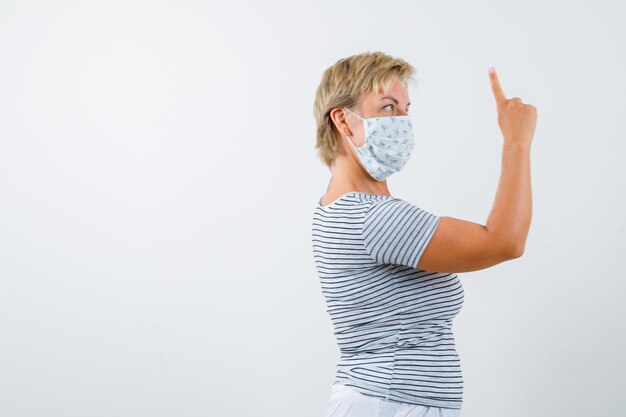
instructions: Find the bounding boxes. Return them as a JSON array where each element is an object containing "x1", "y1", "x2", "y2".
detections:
[{"x1": 322, "y1": 383, "x2": 462, "y2": 417}]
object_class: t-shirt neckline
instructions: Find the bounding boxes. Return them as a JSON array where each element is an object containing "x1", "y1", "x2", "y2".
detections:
[{"x1": 317, "y1": 191, "x2": 392, "y2": 207}]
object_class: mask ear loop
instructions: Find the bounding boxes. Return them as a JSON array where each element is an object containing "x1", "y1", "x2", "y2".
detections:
[
  {"x1": 343, "y1": 107, "x2": 365, "y2": 121},
  {"x1": 342, "y1": 108, "x2": 366, "y2": 149}
]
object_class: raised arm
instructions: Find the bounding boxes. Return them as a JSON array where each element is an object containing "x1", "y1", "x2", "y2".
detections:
[{"x1": 417, "y1": 67, "x2": 537, "y2": 273}]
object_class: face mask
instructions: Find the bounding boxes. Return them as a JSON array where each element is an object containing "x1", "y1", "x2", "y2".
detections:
[{"x1": 343, "y1": 107, "x2": 415, "y2": 181}]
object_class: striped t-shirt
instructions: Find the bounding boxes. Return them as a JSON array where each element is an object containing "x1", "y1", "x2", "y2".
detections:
[{"x1": 311, "y1": 191, "x2": 465, "y2": 409}]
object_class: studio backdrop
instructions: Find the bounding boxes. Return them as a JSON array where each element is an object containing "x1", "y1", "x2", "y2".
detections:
[{"x1": 0, "y1": 1, "x2": 624, "y2": 417}]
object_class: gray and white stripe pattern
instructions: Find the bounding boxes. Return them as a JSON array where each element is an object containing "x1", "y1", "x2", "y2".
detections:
[{"x1": 312, "y1": 191, "x2": 465, "y2": 409}]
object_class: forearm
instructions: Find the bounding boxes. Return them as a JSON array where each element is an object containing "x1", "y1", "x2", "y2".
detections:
[{"x1": 486, "y1": 142, "x2": 533, "y2": 257}]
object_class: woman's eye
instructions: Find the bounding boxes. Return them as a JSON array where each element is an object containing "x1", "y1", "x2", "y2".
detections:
[{"x1": 383, "y1": 104, "x2": 394, "y2": 111}]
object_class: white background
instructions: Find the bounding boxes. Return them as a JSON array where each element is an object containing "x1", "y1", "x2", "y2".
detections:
[{"x1": 1, "y1": 1, "x2": 624, "y2": 416}]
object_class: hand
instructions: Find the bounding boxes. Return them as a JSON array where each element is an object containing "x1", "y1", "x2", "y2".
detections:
[{"x1": 489, "y1": 67, "x2": 538, "y2": 146}]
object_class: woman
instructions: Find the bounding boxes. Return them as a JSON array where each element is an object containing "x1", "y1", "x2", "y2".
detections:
[{"x1": 311, "y1": 51, "x2": 536, "y2": 417}]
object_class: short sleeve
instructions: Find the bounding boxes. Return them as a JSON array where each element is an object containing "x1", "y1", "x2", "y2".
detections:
[{"x1": 362, "y1": 198, "x2": 441, "y2": 268}]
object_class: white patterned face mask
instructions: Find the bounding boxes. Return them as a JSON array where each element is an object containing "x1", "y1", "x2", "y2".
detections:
[{"x1": 343, "y1": 107, "x2": 415, "y2": 181}]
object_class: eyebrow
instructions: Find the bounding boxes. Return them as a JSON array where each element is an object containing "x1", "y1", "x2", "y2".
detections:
[{"x1": 381, "y1": 96, "x2": 411, "y2": 107}]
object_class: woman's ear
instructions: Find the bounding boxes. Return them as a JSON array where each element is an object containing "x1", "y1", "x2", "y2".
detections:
[{"x1": 329, "y1": 108, "x2": 352, "y2": 138}]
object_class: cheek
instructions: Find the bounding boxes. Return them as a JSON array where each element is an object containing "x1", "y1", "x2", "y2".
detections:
[
  {"x1": 348, "y1": 133, "x2": 366, "y2": 150},
  {"x1": 350, "y1": 125, "x2": 365, "y2": 146}
]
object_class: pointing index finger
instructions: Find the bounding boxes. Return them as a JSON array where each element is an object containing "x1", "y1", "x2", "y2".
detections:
[{"x1": 489, "y1": 67, "x2": 506, "y2": 108}]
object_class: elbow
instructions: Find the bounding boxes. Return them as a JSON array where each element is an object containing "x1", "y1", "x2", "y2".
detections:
[{"x1": 507, "y1": 243, "x2": 525, "y2": 259}]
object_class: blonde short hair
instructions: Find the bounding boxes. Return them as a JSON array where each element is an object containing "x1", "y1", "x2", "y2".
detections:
[{"x1": 313, "y1": 51, "x2": 417, "y2": 169}]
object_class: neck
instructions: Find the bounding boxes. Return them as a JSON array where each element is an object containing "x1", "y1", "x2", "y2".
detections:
[{"x1": 328, "y1": 154, "x2": 391, "y2": 196}]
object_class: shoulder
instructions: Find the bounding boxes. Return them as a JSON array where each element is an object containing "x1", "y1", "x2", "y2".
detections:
[
  {"x1": 363, "y1": 197, "x2": 440, "y2": 230},
  {"x1": 364, "y1": 196, "x2": 421, "y2": 216}
]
